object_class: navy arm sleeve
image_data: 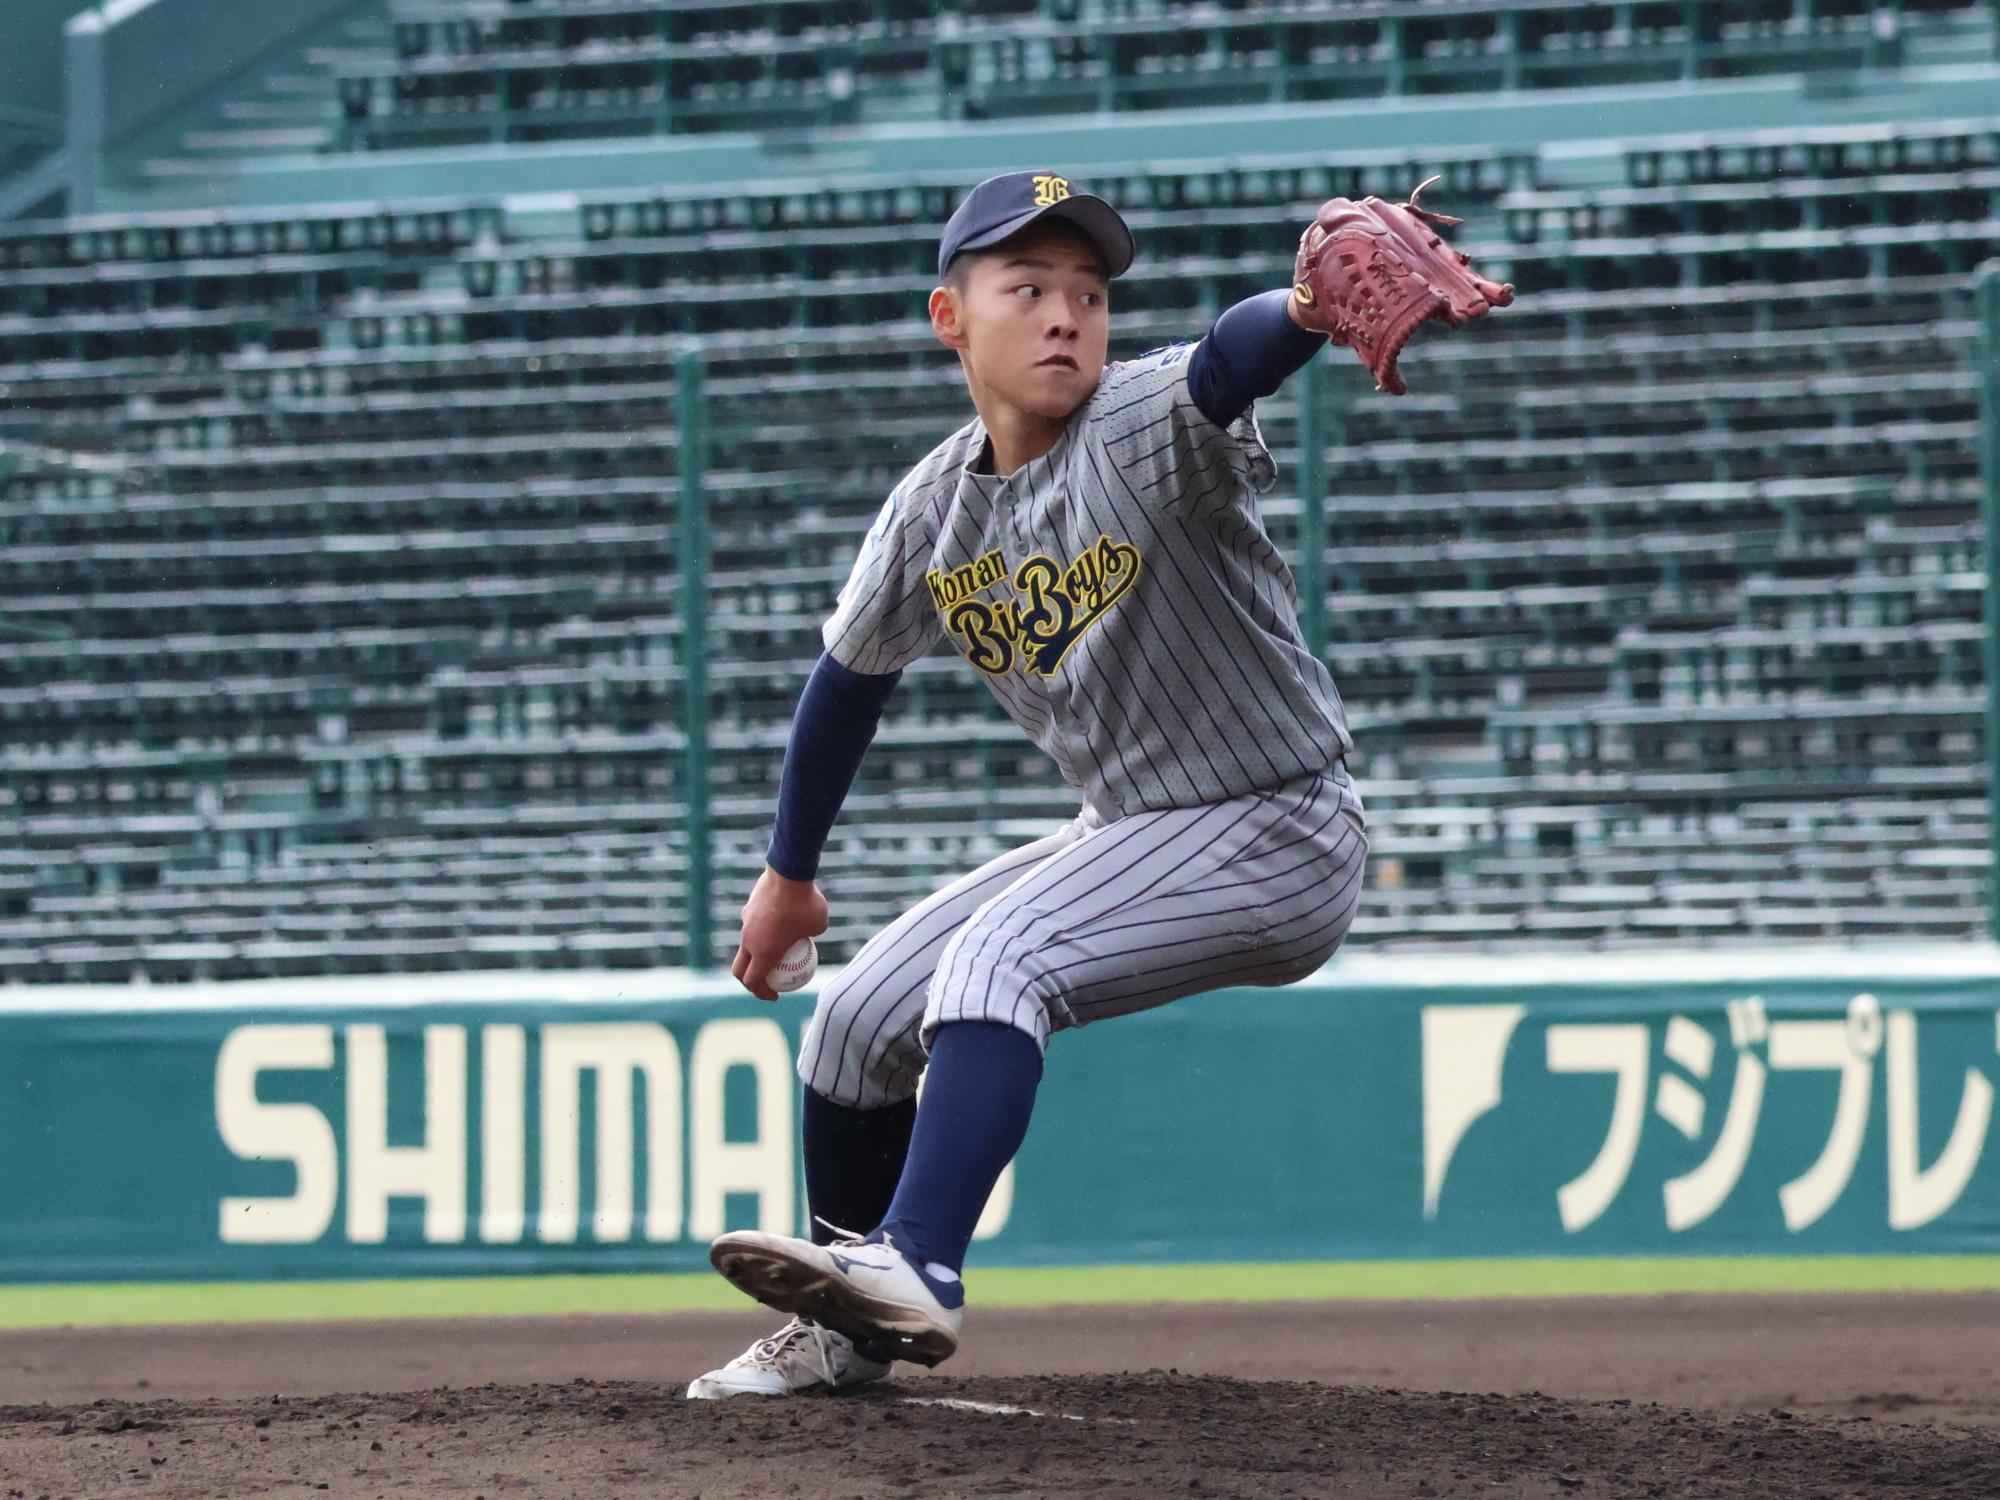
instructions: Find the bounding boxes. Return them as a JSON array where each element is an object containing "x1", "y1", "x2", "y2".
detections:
[
  {"x1": 1186, "y1": 288, "x2": 1326, "y2": 428},
  {"x1": 765, "y1": 651, "x2": 901, "y2": 881}
]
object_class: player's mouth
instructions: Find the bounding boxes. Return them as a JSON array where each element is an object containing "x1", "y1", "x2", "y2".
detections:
[{"x1": 1035, "y1": 354, "x2": 1079, "y2": 372}]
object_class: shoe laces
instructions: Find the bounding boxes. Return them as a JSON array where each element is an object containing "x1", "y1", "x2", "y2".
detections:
[
  {"x1": 805, "y1": 1219, "x2": 904, "y2": 1362},
  {"x1": 750, "y1": 1316, "x2": 843, "y2": 1387},
  {"x1": 812, "y1": 1214, "x2": 869, "y2": 1247}
]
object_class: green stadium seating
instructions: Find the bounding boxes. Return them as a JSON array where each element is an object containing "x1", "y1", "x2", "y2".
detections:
[
  {"x1": 327, "y1": 1, "x2": 2000, "y2": 149},
  {"x1": 1, "y1": 103, "x2": 1996, "y2": 974}
]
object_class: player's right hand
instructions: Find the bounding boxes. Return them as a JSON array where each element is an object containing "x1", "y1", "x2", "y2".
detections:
[{"x1": 733, "y1": 867, "x2": 830, "y2": 1002}]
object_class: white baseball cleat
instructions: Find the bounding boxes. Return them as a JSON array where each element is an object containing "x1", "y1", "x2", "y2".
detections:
[
  {"x1": 684, "y1": 1315, "x2": 892, "y2": 1400},
  {"x1": 708, "y1": 1229, "x2": 966, "y2": 1367}
]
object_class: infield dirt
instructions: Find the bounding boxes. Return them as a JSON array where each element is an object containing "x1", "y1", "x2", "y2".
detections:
[{"x1": 2, "y1": 1292, "x2": 1995, "y2": 1498}]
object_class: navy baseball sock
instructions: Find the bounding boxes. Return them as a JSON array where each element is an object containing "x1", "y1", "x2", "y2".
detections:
[
  {"x1": 873, "y1": 1020, "x2": 1043, "y2": 1277},
  {"x1": 802, "y1": 1087, "x2": 916, "y2": 1247}
]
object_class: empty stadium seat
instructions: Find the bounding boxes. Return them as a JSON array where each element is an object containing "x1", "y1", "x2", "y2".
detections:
[
  {"x1": 2, "y1": 107, "x2": 1997, "y2": 976},
  {"x1": 320, "y1": 2, "x2": 1999, "y2": 148}
]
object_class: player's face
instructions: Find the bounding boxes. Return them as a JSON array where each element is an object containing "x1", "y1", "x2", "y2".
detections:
[{"x1": 945, "y1": 228, "x2": 1110, "y2": 420}]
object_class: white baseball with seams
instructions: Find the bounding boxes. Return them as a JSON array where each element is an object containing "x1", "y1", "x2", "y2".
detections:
[{"x1": 770, "y1": 937, "x2": 819, "y2": 992}]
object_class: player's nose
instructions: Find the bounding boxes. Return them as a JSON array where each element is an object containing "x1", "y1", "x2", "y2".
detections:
[{"x1": 1044, "y1": 296, "x2": 1088, "y2": 335}]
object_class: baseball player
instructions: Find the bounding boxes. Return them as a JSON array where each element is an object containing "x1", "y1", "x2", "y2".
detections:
[{"x1": 687, "y1": 170, "x2": 1511, "y2": 1398}]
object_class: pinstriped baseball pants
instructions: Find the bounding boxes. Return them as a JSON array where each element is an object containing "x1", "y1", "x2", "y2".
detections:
[{"x1": 797, "y1": 759, "x2": 1368, "y2": 1109}]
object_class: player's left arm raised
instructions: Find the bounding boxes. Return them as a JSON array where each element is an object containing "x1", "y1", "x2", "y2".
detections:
[
  {"x1": 1286, "y1": 175, "x2": 1514, "y2": 396},
  {"x1": 1179, "y1": 175, "x2": 1514, "y2": 434},
  {"x1": 1100, "y1": 179, "x2": 1511, "y2": 509}
]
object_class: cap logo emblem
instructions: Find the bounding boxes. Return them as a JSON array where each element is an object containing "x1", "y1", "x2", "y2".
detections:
[{"x1": 1031, "y1": 175, "x2": 1071, "y2": 207}]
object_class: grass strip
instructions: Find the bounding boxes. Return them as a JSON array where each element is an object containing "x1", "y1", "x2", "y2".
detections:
[{"x1": 5, "y1": 1255, "x2": 1999, "y2": 1331}]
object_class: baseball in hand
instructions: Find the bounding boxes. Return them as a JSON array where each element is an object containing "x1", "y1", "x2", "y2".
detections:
[{"x1": 769, "y1": 937, "x2": 819, "y2": 993}]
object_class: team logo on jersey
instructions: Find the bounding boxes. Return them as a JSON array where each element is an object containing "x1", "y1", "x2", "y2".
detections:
[
  {"x1": 924, "y1": 548, "x2": 1010, "y2": 611},
  {"x1": 1031, "y1": 175, "x2": 1071, "y2": 207},
  {"x1": 927, "y1": 536, "x2": 1142, "y2": 677}
]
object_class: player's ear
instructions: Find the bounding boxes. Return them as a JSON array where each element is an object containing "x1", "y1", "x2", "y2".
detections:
[{"x1": 929, "y1": 285, "x2": 969, "y2": 352}]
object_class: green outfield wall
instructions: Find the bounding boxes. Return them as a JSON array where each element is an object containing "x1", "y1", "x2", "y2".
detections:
[{"x1": 3, "y1": 951, "x2": 1999, "y2": 1283}]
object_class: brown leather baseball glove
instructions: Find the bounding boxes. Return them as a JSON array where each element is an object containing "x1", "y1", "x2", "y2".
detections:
[{"x1": 1289, "y1": 175, "x2": 1514, "y2": 396}]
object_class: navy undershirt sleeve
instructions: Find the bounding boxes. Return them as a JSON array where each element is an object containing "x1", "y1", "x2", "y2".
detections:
[
  {"x1": 766, "y1": 651, "x2": 901, "y2": 881},
  {"x1": 1186, "y1": 288, "x2": 1327, "y2": 429}
]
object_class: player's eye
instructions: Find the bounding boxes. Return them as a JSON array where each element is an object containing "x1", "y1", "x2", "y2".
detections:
[{"x1": 1015, "y1": 284, "x2": 1102, "y2": 307}]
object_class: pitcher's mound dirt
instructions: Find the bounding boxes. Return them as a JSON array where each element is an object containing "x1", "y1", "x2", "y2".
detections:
[
  {"x1": 5, "y1": 1371, "x2": 1998, "y2": 1500},
  {"x1": 4, "y1": 1295, "x2": 1998, "y2": 1498}
]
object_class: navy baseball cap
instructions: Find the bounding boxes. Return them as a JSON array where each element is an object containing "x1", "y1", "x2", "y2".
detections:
[{"x1": 937, "y1": 171, "x2": 1135, "y2": 281}]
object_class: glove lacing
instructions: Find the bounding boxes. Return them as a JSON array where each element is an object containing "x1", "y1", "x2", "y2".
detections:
[{"x1": 1398, "y1": 174, "x2": 1463, "y2": 226}]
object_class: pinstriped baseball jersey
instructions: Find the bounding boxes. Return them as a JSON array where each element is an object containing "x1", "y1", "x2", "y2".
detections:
[{"x1": 822, "y1": 341, "x2": 1354, "y2": 819}]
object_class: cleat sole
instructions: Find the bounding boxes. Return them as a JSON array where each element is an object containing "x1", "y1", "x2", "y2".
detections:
[{"x1": 711, "y1": 1241, "x2": 959, "y2": 1368}]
